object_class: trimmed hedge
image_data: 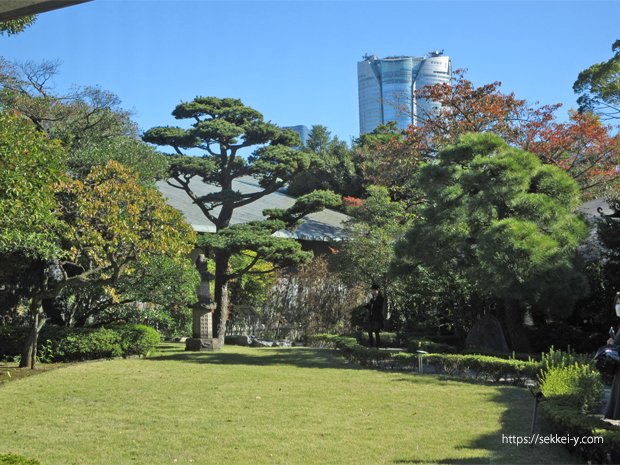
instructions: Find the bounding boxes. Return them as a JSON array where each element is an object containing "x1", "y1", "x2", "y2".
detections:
[
  {"x1": 352, "y1": 331, "x2": 459, "y2": 353},
  {"x1": 308, "y1": 334, "x2": 540, "y2": 384},
  {"x1": 0, "y1": 325, "x2": 160, "y2": 362},
  {"x1": 0, "y1": 454, "x2": 40, "y2": 465},
  {"x1": 541, "y1": 400, "x2": 620, "y2": 464}
]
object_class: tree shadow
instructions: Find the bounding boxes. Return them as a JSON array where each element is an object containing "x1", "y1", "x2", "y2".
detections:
[
  {"x1": 149, "y1": 345, "x2": 582, "y2": 463},
  {"x1": 147, "y1": 344, "x2": 363, "y2": 370},
  {"x1": 389, "y1": 376, "x2": 583, "y2": 464}
]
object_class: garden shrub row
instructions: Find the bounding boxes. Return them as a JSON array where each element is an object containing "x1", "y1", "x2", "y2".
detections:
[
  {"x1": 540, "y1": 400, "x2": 620, "y2": 463},
  {"x1": 536, "y1": 348, "x2": 620, "y2": 463},
  {"x1": 308, "y1": 334, "x2": 540, "y2": 384},
  {"x1": 351, "y1": 331, "x2": 459, "y2": 353},
  {"x1": 0, "y1": 325, "x2": 160, "y2": 362}
]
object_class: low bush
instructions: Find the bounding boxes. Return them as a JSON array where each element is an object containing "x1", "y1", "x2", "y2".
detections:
[
  {"x1": 0, "y1": 325, "x2": 160, "y2": 363},
  {"x1": 535, "y1": 347, "x2": 616, "y2": 463},
  {"x1": 404, "y1": 337, "x2": 458, "y2": 354},
  {"x1": 354, "y1": 331, "x2": 400, "y2": 348},
  {"x1": 52, "y1": 328, "x2": 123, "y2": 362},
  {"x1": 461, "y1": 347, "x2": 534, "y2": 361},
  {"x1": 116, "y1": 325, "x2": 161, "y2": 357},
  {"x1": 308, "y1": 334, "x2": 539, "y2": 383},
  {"x1": 0, "y1": 454, "x2": 40, "y2": 465},
  {"x1": 422, "y1": 353, "x2": 539, "y2": 384},
  {"x1": 541, "y1": 400, "x2": 620, "y2": 463},
  {"x1": 539, "y1": 363, "x2": 603, "y2": 414}
]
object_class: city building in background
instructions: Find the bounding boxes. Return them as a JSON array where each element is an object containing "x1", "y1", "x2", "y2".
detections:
[
  {"x1": 357, "y1": 51, "x2": 451, "y2": 134},
  {"x1": 284, "y1": 125, "x2": 310, "y2": 147}
]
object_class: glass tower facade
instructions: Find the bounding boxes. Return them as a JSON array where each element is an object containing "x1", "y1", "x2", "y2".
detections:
[{"x1": 357, "y1": 52, "x2": 452, "y2": 134}]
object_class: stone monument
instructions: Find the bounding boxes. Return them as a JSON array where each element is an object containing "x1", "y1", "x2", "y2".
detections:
[{"x1": 186, "y1": 253, "x2": 220, "y2": 351}]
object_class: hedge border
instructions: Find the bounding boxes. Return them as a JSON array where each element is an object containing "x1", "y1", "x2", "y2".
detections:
[
  {"x1": 308, "y1": 334, "x2": 540, "y2": 384},
  {"x1": 0, "y1": 324, "x2": 161, "y2": 362}
]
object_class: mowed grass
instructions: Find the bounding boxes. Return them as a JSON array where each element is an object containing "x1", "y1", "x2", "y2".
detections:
[{"x1": 0, "y1": 344, "x2": 580, "y2": 465}]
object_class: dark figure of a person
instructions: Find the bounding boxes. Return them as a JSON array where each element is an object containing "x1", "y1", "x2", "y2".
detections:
[
  {"x1": 605, "y1": 326, "x2": 620, "y2": 419},
  {"x1": 605, "y1": 294, "x2": 620, "y2": 419},
  {"x1": 367, "y1": 285, "x2": 384, "y2": 348}
]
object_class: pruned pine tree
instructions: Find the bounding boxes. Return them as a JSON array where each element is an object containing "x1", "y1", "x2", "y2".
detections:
[{"x1": 143, "y1": 97, "x2": 340, "y2": 345}]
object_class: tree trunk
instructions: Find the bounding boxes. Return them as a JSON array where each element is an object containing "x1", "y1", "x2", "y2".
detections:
[
  {"x1": 19, "y1": 298, "x2": 46, "y2": 369},
  {"x1": 503, "y1": 299, "x2": 531, "y2": 353},
  {"x1": 213, "y1": 251, "x2": 231, "y2": 346},
  {"x1": 216, "y1": 281, "x2": 229, "y2": 347}
]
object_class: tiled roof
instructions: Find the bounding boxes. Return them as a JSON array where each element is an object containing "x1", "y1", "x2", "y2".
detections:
[
  {"x1": 578, "y1": 198, "x2": 616, "y2": 219},
  {"x1": 156, "y1": 176, "x2": 349, "y2": 242}
]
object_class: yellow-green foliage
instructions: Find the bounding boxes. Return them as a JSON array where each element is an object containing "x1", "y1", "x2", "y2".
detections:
[{"x1": 62, "y1": 160, "x2": 196, "y2": 267}]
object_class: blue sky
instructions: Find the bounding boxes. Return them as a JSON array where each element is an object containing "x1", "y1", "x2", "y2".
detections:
[{"x1": 3, "y1": 0, "x2": 619, "y2": 143}]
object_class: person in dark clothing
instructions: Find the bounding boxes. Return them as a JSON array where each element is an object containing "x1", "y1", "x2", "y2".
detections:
[
  {"x1": 366, "y1": 284, "x2": 384, "y2": 348},
  {"x1": 604, "y1": 293, "x2": 620, "y2": 419}
]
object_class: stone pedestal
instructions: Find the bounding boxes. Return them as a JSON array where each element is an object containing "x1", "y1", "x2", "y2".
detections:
[{"x1": 186, "y1": 304, "x2": 220, "y2": 351}]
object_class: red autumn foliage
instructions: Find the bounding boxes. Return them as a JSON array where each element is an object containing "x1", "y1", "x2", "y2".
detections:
[
  {"x1": 358, "y1": 69, "x2": 620, "y2": 199},
  {"x1": 342, "y1": 196, "x2": 364, "y2": 208}
]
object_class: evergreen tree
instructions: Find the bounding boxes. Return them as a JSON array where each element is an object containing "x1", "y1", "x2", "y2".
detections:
[{"x1": 143, "y1": 97, "x2": 340, "y2": 345}]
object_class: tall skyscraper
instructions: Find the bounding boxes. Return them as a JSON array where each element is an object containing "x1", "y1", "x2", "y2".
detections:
[
  {"x1": 357, "y1": 51, "x2": 452, "y2": 134},
  {"x1": 284, "y1": 125, "x2": 310, "y2": 147}
]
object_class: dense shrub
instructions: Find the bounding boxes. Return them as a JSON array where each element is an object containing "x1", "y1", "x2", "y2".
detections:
[
  {"x1": 0, "y1": 325, "x2": 160, "y2": 362},
  {"x1": 423, "y1": 353, "x2": 539, "y2": 383},
  {"x1": 351, "y1": 331, "x2": 459, "y2": 352},
  {"x1": 52, "y1": 328, "x2": 123, "y2": 362},
  {"x1": 354, "y1": 331, "x2": 400, "y2": 348},
  {"x1": 0, "y1": 454, "x2": 40, "y2": 465},
  {"x1": 116, "y1": 325, "x2": 161, "y2": 357},
  {"x1": 404, "y1": 337, "x2": 458, "y2": 354},
  {"x1": 539, "y1": 363, "x2": 603, "y2": 414},
  {"x1": 536, "y1": 347, "x2": 614, "y2": 463},
  {"x1": 541, "y1": 401, "x2": 620, "y2": 463},
  {"x1": 461, "y1": 347, "x2": 535, "y2": 361},
  {"x1": 309, "y1": 334, "x2": 539, "y2": 383}
]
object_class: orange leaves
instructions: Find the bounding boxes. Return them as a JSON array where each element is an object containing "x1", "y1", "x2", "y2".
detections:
[
  {"x1": 342, "y1": 196, "x2": 364, "y2": 208},
  {"x1": 362, "y1": 69, "x2": 619, "y2": 199},
  {"x1": 61, "y1": 160, "x2": 196, "y2": 270}
]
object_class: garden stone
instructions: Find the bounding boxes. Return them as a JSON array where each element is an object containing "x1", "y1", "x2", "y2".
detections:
[
  {"x1": 272, "y1": 340, "x2": 292, "y2": 347},
  {"x1": 225, "y1": 335, "x2": 253, "y2": 346},
  {"x1": 465, "y1": 314, "x2": 510, "y2": 353},
  {"x1": 250, "y1": 339, "x2": 274, "y2": 348}
]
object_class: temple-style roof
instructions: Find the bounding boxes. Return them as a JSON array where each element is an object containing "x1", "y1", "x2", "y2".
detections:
[
  {"x1": 156, "y1": 176, "x2": 349, "y2": 242},
  {"x1": 578, "y1": 198, "x2": 617, "y2": 219},
  {"x1": 0, "y1": 1, "x2": 91, "y2": 21}
]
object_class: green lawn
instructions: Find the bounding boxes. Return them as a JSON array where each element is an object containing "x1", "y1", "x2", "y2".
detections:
[{"x1": 0, "y1": 344, "x2": 580, "y2": 465}]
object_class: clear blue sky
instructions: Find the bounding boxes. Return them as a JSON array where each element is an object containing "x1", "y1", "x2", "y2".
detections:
[{"x1": 3, "y1": 0, "x2": 619, "y2": 143}]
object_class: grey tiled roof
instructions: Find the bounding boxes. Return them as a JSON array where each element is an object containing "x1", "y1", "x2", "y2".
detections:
[
  {"x1": 578, "y1": 198, "x2": 616, "y2": 219},
  {"x1": 156, "y1": 176, "x2": 349, "y2": 241}
]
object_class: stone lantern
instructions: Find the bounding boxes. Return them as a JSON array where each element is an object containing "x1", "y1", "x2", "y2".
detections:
[{"x1": 185, "y1": 253, "x2": 220, "y2": 351}]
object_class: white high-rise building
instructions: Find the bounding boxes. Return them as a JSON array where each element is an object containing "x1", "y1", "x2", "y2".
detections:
[{"x1": 357, "y1": 51, "x2": 452, "y2": 134}]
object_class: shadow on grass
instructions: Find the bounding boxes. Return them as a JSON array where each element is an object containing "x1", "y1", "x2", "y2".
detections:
[
  {"x1": 390, "y1": 377, "x2": 582, "y2": 465},
  {"x1": 150, "y1": 344, "x2": 581, "y2": 464},
  {"x1": 147, "y1": 344, "x2": 362, "y2": 370}
]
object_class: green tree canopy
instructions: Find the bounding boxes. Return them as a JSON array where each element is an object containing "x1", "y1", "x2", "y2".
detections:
[
  {"x1": 0, "y1": 16, "x2": 36, "y2": 36},
  {"x1": 0, "y1": 110, "x2": 65, "y2": 269},
  {"x1": 574, "y1": 40, "x2": 620, "y2": 121},
  {"x1": 286, "y1": 125, "x2": 362, "y2": 198},
  {"x1": 0, "y1": 59, "x2": 136, "y2": 152},
  {"x1": 393, "y1": 133, "x2": 589, "y2": 351},
  {"x1": 143, "y1": 97, "x2": 340, "y2": 344}
]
